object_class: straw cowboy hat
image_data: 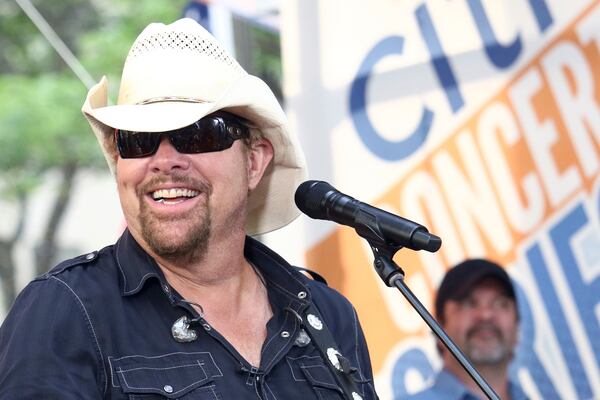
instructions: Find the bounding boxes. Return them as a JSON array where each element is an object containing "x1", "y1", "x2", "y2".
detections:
[{"x1": 82, "y1": 18, "x2": 307, "y2": 236}]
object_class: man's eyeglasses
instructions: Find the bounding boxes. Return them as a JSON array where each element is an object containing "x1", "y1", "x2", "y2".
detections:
[{"x1": 115, "y1": 111, "x2": 250, "y2": 159}]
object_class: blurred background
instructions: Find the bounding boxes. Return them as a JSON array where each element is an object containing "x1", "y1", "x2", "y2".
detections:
[
  {"x1": 0, "y1": 0, "x2": 283, "y2": 313},
  {"x1": 2, "y1": 1, "x2": 600, "y2": 399}
]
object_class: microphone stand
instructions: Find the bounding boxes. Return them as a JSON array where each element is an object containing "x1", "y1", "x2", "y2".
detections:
[{"x1": 368, "y1": 244, "x2": 500, "y2": 400}]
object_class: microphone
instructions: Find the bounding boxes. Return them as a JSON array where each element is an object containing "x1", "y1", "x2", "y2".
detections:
[{"x1": 295, "y1": 180, "x2": 441, "y2": 252}]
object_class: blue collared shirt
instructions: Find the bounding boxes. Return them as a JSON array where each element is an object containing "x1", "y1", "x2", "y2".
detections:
[
  {"x1": 0, "y1": 230, "x2": 377, "y2": 399},
  {"x1": 404, "y1": 369, "x2": 529, "y2": 400}
]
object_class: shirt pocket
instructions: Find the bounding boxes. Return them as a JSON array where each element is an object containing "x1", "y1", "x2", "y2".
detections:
[
  {"x1": 109, "y1": 352, "x2": 223, "y2": 399},
  {"x1": 286, "y1": 355, "x2": 344, "y2": 400}
]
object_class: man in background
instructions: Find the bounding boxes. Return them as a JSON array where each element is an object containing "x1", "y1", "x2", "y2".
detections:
[{"x1": 407, "y1": 259, "x2": 528, "y2": 400}]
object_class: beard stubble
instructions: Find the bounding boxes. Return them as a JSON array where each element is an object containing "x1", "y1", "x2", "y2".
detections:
[{"x1": 138, "y1": 174, "x2": 212, "y2": 265}]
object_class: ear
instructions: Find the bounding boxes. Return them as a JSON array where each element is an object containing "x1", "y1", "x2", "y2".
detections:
[{"x1": 246, "y1": 137, "x2": 274, "y2": 191}]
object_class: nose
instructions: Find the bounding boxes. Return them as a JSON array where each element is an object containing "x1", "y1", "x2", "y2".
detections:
[
  {"x1": 148, "y1": 137, "x2": 190, "y2": 173},
  {"x1": 473, "y1": 303, "x2": 495, "y2": 322}
]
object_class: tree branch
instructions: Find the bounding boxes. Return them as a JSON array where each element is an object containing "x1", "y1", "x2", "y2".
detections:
[{"x1": 35, "y1": 162, "x2": 78, "y2": 275}]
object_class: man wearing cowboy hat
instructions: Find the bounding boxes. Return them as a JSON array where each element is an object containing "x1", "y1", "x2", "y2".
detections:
[{"x1": 0, "y1": 19, "x2": 377, "y2": 399}]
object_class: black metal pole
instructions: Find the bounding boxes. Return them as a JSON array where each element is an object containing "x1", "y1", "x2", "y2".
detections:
[{"x1": 373, "y1": 253, "x2": 500, "y2": 400}]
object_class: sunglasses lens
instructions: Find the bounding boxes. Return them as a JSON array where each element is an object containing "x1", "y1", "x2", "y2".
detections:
[
  {"x1": 116, "y1": 112, "x2": 247, "y2": 158},
  {"x1": 173, "y1": 117, "x2": 224, "y2": 154},
  {"x1": 117, "y1": 130, "x2": 159, "y2": 158}
]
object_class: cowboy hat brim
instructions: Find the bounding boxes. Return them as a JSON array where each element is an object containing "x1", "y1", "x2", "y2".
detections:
[{"x1": 82, "y1": 75, "x2": 307, "y2": 236}]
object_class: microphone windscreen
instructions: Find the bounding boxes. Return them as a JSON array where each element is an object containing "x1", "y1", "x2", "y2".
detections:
[{"x1": 294, "y1": 180, "x2": 333, "y2": 219}]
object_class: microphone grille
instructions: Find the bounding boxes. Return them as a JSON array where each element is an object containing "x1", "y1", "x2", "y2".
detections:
[{"x1": 294, "y1": 180, "x2": 334, "y2": 219}]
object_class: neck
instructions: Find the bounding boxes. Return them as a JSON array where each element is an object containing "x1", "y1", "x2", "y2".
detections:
[
  {"x1": 155, "y1": 230, "x2": 248, "y2": 286},
  {"x1": 155, "y1": 233, "x2": 271, "y2": 368},
  {"x1": 445, "y1": 358, "x2": 511, "y2": 400}
]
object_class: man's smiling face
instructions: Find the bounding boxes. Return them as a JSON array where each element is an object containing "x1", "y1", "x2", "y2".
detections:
[{"x1": 116, "y1": 134, "x2": 252, "y2": 264}]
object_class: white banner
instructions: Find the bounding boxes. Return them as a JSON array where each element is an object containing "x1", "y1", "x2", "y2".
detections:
[{"x1": 279, "y1": 0, "x2": 600, "y2": 398}]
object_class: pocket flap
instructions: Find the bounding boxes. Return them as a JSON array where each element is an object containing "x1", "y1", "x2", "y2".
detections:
[
  {"x1": 110, "y1": 352, "x2": 222, "y2": 398},
  {"x1": 287, "y1": 355, "x2": 342, "y2": 392}
]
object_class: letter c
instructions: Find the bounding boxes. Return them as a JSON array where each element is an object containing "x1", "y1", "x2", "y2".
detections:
[{"x1": 349, "y1": 36, "x2": 434, "y2": 161}]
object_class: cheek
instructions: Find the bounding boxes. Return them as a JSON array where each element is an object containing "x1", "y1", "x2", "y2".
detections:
[
  {"x1": 115, "y1": 160, "x2": 146, "y2": 209},
  {"x1": 205, "y1": 149, "x2": 251, "y2": 189},
  {"x1": 116, "y1": 159, "x2": 145, "y2": 187},
  {"x1": 444, "y1": 318, "x2": 465, "y2": 334},
  {"x1": 442, "y1": 306, "x2": 470, "y2": 336},
  {"x1": 500, "y1": 316, "x2": 519, "y2": 341}
]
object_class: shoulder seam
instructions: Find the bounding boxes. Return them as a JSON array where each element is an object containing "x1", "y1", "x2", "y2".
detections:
[
  {"x1": 45, "y1": 252, "x2": 99, "y2": 278},
  {"x1": 50, "y1": 276, "x2": 108, "y2": 396}
]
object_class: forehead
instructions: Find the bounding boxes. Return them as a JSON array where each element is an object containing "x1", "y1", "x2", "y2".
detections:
[
  {"x1": 442, "y1": 278, "x2": 515, "y2": 313},
  {"x1": 440, "y1": 277, "x2": 519, "y2": 325},
  {"x1": 465, "y1": 276, "x2": 513, "y2": 298}
]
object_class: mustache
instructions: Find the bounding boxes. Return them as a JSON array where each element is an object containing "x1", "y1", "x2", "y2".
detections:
[
  {"x1": 466, "y1": 322, "x2": 503, "y2": 340},
  {"x1": 137, "y1": 173, "x2": 212, "y2": 197}
]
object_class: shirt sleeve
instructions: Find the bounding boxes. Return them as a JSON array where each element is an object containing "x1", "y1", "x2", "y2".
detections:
[
  {"x1": 349, "y1": 304, "x2": 379, "y2": 399},
  {"x1": 0, "y1": 276, "x2": 105, "y2": 399}
]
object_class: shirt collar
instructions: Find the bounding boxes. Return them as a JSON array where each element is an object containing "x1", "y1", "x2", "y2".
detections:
[
  {"x1": 434, "y1": 369, "x2": 472, "y2": 400},
  {"x1": 243, "y1": 235, "x2": 311, "y2": 308},
  {"x1": 115, "y1": 230, "x2": 311, "y2": 306},
  {"x1": 433, "y1": 369, "x2": 529, "y2": 400},
  {"x1": 115, "y1": 229, "x2": 166, "y2": 296}
]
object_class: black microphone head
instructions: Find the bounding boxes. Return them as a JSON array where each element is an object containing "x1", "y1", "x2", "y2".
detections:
[
  {"x1": 294, "y1": 180, "x2": 335, "y2": 220},
  {"x1": 412, "y1": 230, "x2": 443, "y2": 252}
]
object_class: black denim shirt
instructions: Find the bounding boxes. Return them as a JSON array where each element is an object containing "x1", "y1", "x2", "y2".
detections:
[{"x1": 0, "y1": 230, "x2": 377, "y2": 399}]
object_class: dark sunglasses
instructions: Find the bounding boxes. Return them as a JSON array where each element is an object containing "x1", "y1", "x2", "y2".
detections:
[{"x1": 115, "y1": 111, "x2": 250, "y2": 158}]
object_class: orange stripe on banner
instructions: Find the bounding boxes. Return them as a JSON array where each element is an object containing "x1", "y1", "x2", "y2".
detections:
[{"x1": 307, "y1": 1, "x2": 600, "y2": 373}]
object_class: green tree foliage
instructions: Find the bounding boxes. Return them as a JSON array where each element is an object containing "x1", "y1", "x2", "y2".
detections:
[{"x1": 0, "y1": 0, "x2": 186, "y2": 310}]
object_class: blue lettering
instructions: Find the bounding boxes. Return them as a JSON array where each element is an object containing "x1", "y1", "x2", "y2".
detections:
[
  {"x1": 391, "y1": 347, "x2": 435, "y2": 398},
  {"x1": 526, "y1": 243, "x2": 593, "y2": 398},
  {"x1": 549, "y1": 204, "x2": 600, "y2": 371},
  {"x1": 467, "y1": 0, "x2": 522, "y2": 69},
  {"x1": 415, "y1": 4, "x2": 464, "y2": 112},
  {"x1": 527, "y1": 0, "x2": 553, "y2": 32},
  {"x1": 349, "y1": 36, "x2": 434, "y2": 161},
  {"x1": 511, "y1": 282, "x2": 560, "y2": 398}
]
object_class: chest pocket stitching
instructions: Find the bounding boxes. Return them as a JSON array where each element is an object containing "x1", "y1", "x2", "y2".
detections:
[
  {"x1": 207, "y1": 384, "x2": 220, "y2": 399},
  {"x1": 109, "y1": 352, "x2": 222, "y2": 387},
  {"x1": 300, "y1": 366, "x2": 341, "y2": 391},
  {"x1": 109, "y1": 357, "x2": 120, "y2": 388},
  {"x1": 110, "y1": 352, "x2": 221, "y2": 395},
  {"x1": 286, "y1": 355, "x2": 325, "y2": 382},
  {"x1": 201, "y1": 354, "x2": 224, "y2": 377},
  {"x1": 128, "y1": 384, "x2": 219, "y2": 400},
  {"x1": 117, "y1": 363, "x2": 208, "y2": 395},
  {"x1": 263, "y1": 380, "x2": 280, "y2": 400},
  {"x1": 118, "y1": 362, "x2": 207, "y2": 373}
]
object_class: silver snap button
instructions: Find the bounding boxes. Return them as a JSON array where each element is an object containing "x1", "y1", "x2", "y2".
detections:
[
  {"x1": 163, "y1": 385, "x2": 173, "y2": 393},
  {"x1": 297, "y1": 291, "x2": 307, "y2": 299},
  {"x1": 85, "y1": 253, "x2": 95, "y2": 260},
  {"x1": 281, "y1": 331, "x2": 290, "y2": 338},
  {"x1": 352, "y1": 392, "x2": 363, "y2": 400},
  {"x1": 203, "y1": 323, "x2": 211, "y2": 331}
]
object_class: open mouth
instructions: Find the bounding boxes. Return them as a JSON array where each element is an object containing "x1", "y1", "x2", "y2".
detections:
[{"x1": 151, "y1": 188, "x2": 200, "y2": 205}]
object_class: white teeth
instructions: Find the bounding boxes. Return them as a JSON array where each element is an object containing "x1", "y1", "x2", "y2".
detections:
[{"x1": 151, "y1": 188, "x2": 199, "y2": 200}]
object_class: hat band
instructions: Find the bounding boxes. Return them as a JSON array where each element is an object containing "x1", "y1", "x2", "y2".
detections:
[{"x1": 138, "y1": 96, "x2": 208, "y2": 105}]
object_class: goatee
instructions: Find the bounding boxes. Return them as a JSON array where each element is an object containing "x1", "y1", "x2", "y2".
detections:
[
  {"x1": 138, "y1": 174, "x2": 212, "y2": 264},
  {"x1": 465, "y1": 323, "x2": 510, "y2": 365}
]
